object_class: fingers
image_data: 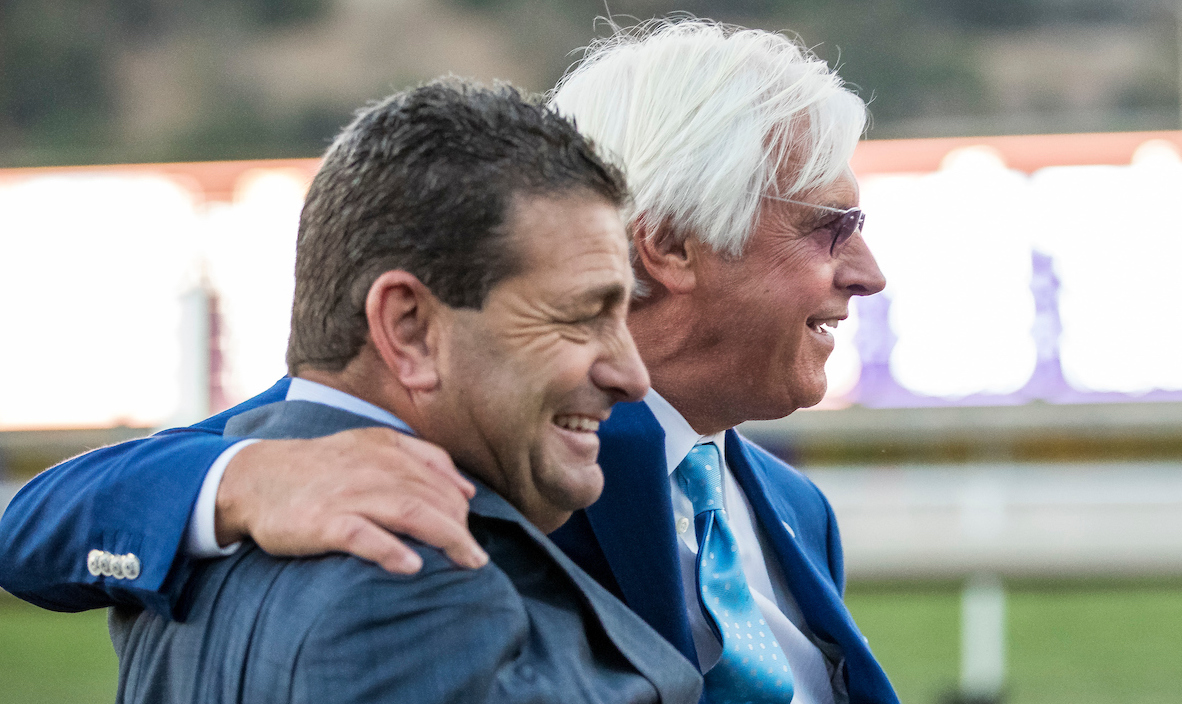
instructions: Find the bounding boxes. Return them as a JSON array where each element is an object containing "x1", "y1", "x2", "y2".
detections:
[
  {"x1": 362, "y1": 499, "x2": 488, "y2": 571},
  {"x1": 321, "y1": 514, "x2": 424, "y2": 574},
  {"x1": 215, "y1": 427, "x2": 489, "y2": 574},
  {"x1": 387, "y1": 432, "x2": 476, "y2": 500}
]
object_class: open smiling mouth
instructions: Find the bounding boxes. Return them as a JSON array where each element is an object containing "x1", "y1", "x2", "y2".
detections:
[
  {"x1": 553, "y1": 415, "x2": 601, "y2": 432},
  {"x1": 806, "y1": 317, "x2": 841, "y2": 335}
]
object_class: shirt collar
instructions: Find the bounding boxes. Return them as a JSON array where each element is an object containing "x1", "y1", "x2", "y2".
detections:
[
  {"x1": 642, "y1": 388, "x2": 728, "y2": 477},
  {"x1": 285, "y1": 377, "x2": 415, "y2": 436}
]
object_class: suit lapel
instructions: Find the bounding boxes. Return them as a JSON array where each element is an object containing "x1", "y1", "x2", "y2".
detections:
[
  {"x1": 470, "y1": 486, "x2": 702, "y2": 704},
  {"x1": 584, "y1": 401, "x2": 698, "y2": 665},
  {"x1": 726, "y1": 431, "x2": 897, "y2": 704},
  {"x1": 725, "y1": 432, "x2": 845, "y2": 634}
]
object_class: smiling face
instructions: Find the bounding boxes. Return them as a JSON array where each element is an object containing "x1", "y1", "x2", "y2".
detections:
[
  {"x1": 655, "y1": 170, "x2": 885, "y2": 430},
  {"x1": 436, "y1": 192, "x2": 649, "y2": 532}
]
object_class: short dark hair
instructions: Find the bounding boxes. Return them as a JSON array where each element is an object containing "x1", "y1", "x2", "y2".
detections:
[{"x1": 286, "y1": 79, "x2": 629, "y2": 375}]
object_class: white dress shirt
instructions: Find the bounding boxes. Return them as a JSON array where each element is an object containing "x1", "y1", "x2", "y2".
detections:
[
  {"x1": 645, "y1": 389, "x2": 836, "y2": 704},
  {"x1": 185, "y1": 378, "x2": 414, "y2": 557}
]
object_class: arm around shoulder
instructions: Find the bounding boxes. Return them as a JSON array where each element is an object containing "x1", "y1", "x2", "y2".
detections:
[
  {"x1": 0, "y1": 431, "x2": 239, "y2": 616},
  {"x1": 0, "y1": 378, "x2": 291, "y2": 615}
]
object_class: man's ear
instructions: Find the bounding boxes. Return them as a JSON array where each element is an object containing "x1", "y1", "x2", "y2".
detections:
[
  {"x1": 365, "y1": 270, "x2": 442, "y2": 391},
  {"x1": 632, "y1": 218, "x2": 699, "y2": 295}
]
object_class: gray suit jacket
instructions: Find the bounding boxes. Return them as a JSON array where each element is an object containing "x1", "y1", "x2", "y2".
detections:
[{"x1": 109, "y1": 400, "x2": 702, "y2": 704}]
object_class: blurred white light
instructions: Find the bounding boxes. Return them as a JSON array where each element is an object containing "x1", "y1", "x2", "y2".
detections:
[
  {"x1": 0, "y1": 174, "x2": 199, "y2": 427},
  {"x1": 1131, "y1": 139, "x2": 1181, "y2": 166},
  {"x1": 1029, "y1": 155, "x2": 1182, "y2": 393},
  {"x1": 3, "y1": 142, "x2": 1180, "y2": 429},
  {"x1": 203, "y1": 169, "x2": 305, "y2": 401},
  {"x1": 0, "y1": 168, "x2": 308, "y2": 429},
  {"x1": 860, "y1": 149, "x2": 1037, "y2": 399}
]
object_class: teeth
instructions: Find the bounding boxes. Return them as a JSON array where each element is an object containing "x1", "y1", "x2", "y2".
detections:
[{"x1": 555, "y1": 416, "x2": 600, "y2": 432}]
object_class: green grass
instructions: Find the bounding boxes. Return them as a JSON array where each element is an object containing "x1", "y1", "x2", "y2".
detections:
[
  {"x1": 1005, "y1": 587, "x2": 1182, "y2": 704},
  {"x1": 2, "y1": 583, "x2": 1180, "y2": 704},
  {"x1": 0, "y1": 596, "x2": 117, "y2": 704},
  {"x1": 846, "y1": 581, "x2": 1182, "y2": 704},
  {"x1": 845, "y1": 584, "x2": 962, "y2": 702}
]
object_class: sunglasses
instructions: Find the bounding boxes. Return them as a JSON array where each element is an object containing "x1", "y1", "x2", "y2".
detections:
[{"x1": 760, "y1": 194, "x2": 866, "y2": 255}]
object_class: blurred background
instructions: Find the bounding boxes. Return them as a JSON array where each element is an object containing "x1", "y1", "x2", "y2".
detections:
[{"x1": 1, "y1": 0, "x2": 1181, "y2": 703}]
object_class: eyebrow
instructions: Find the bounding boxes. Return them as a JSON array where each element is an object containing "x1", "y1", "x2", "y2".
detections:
[{"x1": 569, "y1": 281, "x2": 629, "y2": 308}]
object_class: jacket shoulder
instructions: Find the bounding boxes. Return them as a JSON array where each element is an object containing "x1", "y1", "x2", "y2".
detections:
[
  {"x1": 272, "y1": 546, "x2": 530, "y2": 703},
  {"x1": 115, "y1": 542, "x2": 529, "y2": 704}
]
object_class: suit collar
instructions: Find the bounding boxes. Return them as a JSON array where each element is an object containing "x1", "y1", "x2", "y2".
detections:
[
  {"x1": 587, "y1": 401, "x2": 698, "y2": 665},
  {"x1": 284, "y1": 378, "x2": 413, "y2": 434}
]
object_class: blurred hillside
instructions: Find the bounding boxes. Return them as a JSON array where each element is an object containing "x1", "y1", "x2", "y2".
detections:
[{"x1": 1, "y1": 0, "x2": 1179, "y2": 167}]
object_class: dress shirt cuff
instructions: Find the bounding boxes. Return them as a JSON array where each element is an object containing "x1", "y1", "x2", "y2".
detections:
[{"x1": 184, "y1": 439, "x2": 259, "y2": 559}]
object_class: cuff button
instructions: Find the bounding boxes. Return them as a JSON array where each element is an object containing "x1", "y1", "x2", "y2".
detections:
[
  {"x1": 87, "y1": 550, "x2": 104, "y2": 577},
  {"x1": 122, "y1": 554, "x2": 141, "y2": 580}
]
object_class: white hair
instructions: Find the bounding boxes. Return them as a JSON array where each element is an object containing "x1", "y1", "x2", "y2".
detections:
[{"x1": 548, "y1": 18, "x2": 867, "y2": 256}]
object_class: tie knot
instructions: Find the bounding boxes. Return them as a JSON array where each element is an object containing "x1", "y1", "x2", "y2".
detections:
[{"x1": 675, "y1": 444, "x2": 724, "y2": 516}]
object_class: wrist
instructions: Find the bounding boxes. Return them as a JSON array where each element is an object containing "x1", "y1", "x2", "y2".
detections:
[{"x1": 214, "y1": 440, "x2": 267, "y2": 547}]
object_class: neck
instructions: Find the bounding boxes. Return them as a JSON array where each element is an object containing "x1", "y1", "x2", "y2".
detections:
[
  {"x1": 299, "y1": 350, "x2": 514, "y2": 514},
  {"x1": 297, "y1": 349, "x2": 419, "y2": 428},
  {"x1": 628, "y1": 295, "x2": 745, "y2": 435}
]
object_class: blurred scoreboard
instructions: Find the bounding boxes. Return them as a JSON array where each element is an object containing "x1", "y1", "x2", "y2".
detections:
[{"x1": 0, "y1": 132, "x2": 1180, "y2": 430}]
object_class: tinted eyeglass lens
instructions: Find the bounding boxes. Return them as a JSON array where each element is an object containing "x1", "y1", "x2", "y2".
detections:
[{"x1": 829, "y1": 209, "x2": 865, "y2": 254}]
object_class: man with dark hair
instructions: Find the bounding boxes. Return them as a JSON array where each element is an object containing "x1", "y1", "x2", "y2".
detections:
[{"x1": 105, "y1": 80, "x2": 701, "y2": 704}]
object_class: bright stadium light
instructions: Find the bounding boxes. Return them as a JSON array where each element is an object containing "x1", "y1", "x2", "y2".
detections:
[
  {"x1": 858, "y1": 147, "x2": 1037, "y2": 400},
  {"x1": 1029, "y1": 142, "x2": 1182, "y2": 394},
  {"x1": 0, "y1": 173, "x2": 200, "y2": 428},
  {"x1": 201, "y1": 168, "x2": 305, "y2": 403}
]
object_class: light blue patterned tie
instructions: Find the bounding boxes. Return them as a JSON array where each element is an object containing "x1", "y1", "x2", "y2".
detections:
[{"x1": 676, "y1": 444, "x2": 794, "y2": 704}]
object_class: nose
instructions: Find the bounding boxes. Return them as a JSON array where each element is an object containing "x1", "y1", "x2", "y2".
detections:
[
  {"x1": 835, "y1": 231, "x2": 886, "y2": 296},
  {"x1": 591, "y1": 319, "x2": 650, "y2": 404}
]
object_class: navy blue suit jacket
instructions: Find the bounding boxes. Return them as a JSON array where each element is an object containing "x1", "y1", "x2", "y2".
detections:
[{"x1": 0, "y1": 378, "x2": 897, "y2": 703}]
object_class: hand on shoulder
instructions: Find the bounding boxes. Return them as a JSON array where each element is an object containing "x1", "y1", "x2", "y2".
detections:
[{"x1": 214, "y1": 427, "x2": 489, "y2": 574}]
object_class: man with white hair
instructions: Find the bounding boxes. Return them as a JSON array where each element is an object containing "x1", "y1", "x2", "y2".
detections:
[{"x1": 0, "y1": 20, "x2": 895, "y2": 704}]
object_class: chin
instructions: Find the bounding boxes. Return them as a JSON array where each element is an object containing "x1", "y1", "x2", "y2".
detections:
[
  {"x1": 528, "y1": 463, "x2": 604, "y2": 534},
  {"x1": 542, "y1": 460, "x2": 605, "y2": 513},
  {"x1": 774, "y1": 375, "x2": 828, "y2": 414}
]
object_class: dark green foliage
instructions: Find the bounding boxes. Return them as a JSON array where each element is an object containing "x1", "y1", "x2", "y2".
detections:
[
  {"x1": 0, "y1": 0, "x2": 1177, "y2": 166},
  {"x1": 0, "y1": 0, "x2": 332, "y2": 166}
]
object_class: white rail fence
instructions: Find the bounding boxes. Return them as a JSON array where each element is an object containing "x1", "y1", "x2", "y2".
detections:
[{"x1": 805, "y1": 461, "x2": 1182, "y2": 580}]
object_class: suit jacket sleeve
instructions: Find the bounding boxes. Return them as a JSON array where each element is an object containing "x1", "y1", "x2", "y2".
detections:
[{"x1": 0, "y1": 380, "x2": 289, "y2": 618}]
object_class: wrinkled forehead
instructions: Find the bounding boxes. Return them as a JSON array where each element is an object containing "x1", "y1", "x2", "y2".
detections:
[
  {"x1": 795, "y1": 168, "x2": 859, "y2": 205},
  {"x1": 500, "y1": 191, "x2": 634, "y2": 290}
]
